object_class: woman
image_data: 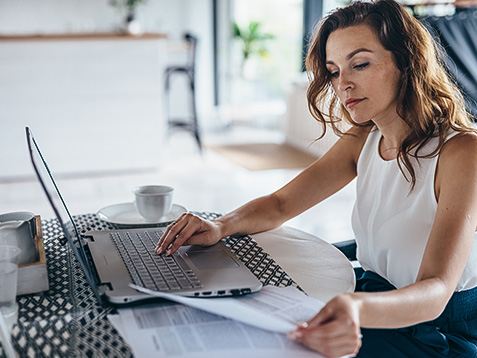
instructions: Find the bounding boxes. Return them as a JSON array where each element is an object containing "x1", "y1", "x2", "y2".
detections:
[{"x1": 156, "y1": 0, "x2": 477, "y2": 356}]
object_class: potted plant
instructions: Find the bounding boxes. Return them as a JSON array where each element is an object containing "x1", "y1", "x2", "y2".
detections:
[
  {"x1": 233, "y1": 21, "x2": 274, "y2": 77},
  {"x1": 110, "y1": 0, "x2": 147, "y2": 35}
]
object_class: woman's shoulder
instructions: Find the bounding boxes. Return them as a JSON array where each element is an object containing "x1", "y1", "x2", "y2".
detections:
[
  {"x1": 437, "y1": 131, "x2": 477, "y2": 181},
  {"x1": 435, "y1": 130, "x2": 477, "y2": 206},
  {"x1": 441, "y1": 131, "x2": 477, "y2": 159}
]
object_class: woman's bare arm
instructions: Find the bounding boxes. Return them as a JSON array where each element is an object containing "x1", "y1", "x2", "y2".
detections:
[
  {"x1": 353, "y1": 133, "x2": 477, "y2": 327},
  {"x1": 156, "y1": 125, "x2": 368, "y2": 255},
  {"x1": 292, "y1": 133, "x2": 477, "y2": 357}
]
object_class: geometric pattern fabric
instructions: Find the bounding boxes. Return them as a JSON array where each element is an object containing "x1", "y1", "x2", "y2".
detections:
[{"x1": 1, "y1": 212, "x2": 298, "y2": 358}]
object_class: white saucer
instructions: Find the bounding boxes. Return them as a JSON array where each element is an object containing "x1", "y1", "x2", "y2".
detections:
[{"x1": 97, "y1": 203, "x2": 187, "y2": 226}]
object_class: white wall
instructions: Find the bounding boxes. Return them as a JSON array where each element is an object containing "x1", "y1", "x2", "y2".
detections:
[
  {"x1": 0, "y1": 0, "x2": 216, "y2": 145},
  {"x1": 1, "y1": 37, "x2": 167, "y2": 177},
  {"x1": 0, "y1": 0, "x2": 183, "y2": 37}
]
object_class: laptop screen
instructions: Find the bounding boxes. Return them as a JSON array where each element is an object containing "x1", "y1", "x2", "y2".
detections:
[{"x1": 26, "y1": 127, "x2": 103, "y2": 304}]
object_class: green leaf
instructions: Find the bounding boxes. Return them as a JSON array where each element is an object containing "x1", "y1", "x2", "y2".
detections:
[
  {"x1": 232, "y1": 21, "x2": 274, "y2": 62},
  {"x1": 233, "y1": 22, "x2": 242, "y2": 38}
]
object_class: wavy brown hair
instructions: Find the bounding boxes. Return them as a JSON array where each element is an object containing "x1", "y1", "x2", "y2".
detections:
[{"x1": 305, "y1": 0, "x2": 475, "y2": 189}]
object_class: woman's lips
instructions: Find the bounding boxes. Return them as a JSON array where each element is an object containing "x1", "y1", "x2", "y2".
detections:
[{"x1": 345, "y1": 98, "x2": 365, "y2": 108}]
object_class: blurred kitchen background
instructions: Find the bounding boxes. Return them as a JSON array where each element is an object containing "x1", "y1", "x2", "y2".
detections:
[{"x1": 0, "y1": 0, "x2": 474, "y2": 243}]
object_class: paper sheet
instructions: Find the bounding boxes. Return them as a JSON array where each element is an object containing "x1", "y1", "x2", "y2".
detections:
[
  {"x1": 109, "y1": 285, "x2": 325, "y2": 358},
  {"x1": 130, "y1": 284, "x2": 322, "y2": 334}
]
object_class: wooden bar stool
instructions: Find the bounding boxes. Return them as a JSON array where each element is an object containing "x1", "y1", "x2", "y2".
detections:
[{"x1": 164, "y1": 33, "x2": 202, "y2": 151}]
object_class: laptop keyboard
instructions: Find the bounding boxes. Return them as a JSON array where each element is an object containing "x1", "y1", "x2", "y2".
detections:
[{"x1": 111, "y1": 231, "x2": 203, "y2": 291}]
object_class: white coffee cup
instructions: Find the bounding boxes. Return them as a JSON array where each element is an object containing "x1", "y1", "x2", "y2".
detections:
[{"x1": 133, "y1": 185, "x2": 174, "y2": 222}]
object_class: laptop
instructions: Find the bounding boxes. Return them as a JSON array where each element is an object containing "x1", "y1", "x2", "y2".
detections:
[{"x1": 25, "y1": 127, "x2": 262, "y2": 306}]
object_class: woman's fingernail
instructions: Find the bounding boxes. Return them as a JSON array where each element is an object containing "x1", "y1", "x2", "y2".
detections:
[
  {"x1": 297, "y1": 321, "x2": 309, "y2": 328},
  {"x1": 286, "y1": 331, "x2": 303, "y2": 340}
]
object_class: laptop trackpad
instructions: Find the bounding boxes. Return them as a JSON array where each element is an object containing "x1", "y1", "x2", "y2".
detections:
[{"x1": 186, "y1": 251, "x2": 239, "y2": 269}]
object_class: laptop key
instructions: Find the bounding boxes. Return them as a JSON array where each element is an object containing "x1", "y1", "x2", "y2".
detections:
[
  {"x1": 111, "y1": 231, "x2": 203, "y2": 292},
  {"x1": 168, "y1": 282, "x2": 181, "y2": 290},
  {"x1": 178, "y1": 279, "x2": 193, "y2": 289}
]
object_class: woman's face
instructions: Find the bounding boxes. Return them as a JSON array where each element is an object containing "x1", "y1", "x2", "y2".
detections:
[{"x1": 325, "y1": 24, "x2": 402, "y2": 125}]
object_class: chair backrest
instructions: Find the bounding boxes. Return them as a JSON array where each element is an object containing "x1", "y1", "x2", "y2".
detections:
[
  {"x1": 421, "y1": 11, "x2": 477, "y2": 117},
  {"x1": 184, "y1": 33, "x2": 198, "y2": 70}
]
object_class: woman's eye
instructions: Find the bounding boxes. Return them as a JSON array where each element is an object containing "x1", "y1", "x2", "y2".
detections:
[
  {"x1": 330, "y1": 71, "x2": 339, "y2": 78},
  {"x1": 353, "y1": 62, "x2": 369, "y2": 70}
]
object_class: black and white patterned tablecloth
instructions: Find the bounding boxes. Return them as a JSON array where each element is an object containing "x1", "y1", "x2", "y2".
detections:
[{"x1": 0, "y1": 213, "x2": 298, "y2": 358}]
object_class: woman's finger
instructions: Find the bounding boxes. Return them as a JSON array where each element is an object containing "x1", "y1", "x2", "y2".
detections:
[
  {"x1": 155, "y1": 221, "x2": 179, "y2": 253},
  {"x1": 306, "y1": 304, "x2": 336, "y2": 327},
  {"x1": 292, "y1": 321, "x2": 361, "y2": 357},
  {"x1": 299, "y1": 316, "x2": 362, "y2": 357},
  {"x1": 165, "y1": 218, "x2": 203, "y2": 255},
  {"x1": 154, "y1": 213, "x2": 191, "y2": 254},
  {"x1": 156, "y1": 213, "x2": 215, "y2": 255}
]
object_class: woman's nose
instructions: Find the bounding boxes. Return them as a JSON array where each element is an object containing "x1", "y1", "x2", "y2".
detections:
[{"x1": 338, "y1": 72, "x2": 354, "y2": 92}]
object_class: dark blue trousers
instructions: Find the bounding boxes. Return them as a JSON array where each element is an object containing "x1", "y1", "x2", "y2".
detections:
[{"x1": 354, "y1": 270, "x2": 477, "y2": 358}]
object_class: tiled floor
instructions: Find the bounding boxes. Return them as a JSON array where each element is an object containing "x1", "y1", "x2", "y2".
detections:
[{"x1": 0, "y1": 125, "x2": 356, "y2": 244}]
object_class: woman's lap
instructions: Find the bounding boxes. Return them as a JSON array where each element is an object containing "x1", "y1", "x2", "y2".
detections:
[
  {"x1": 357, "y1": 327, "x2": 477, "y2": 358},
  {"x1": 354, "y1": 270, "x2": 477, "y2": 358}
]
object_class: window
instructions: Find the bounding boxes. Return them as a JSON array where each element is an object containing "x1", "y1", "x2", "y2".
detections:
[{"x1": 217, "y1": 0, "x2": 303, "y2": 110}]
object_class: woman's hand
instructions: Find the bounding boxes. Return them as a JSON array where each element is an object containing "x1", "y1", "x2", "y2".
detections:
[
  {"x1": 154, "y1": 213, "x2": 223, "y2": 255},
  {"x1": 288, "y1": 294, "x2": 362, "y2": 358}
]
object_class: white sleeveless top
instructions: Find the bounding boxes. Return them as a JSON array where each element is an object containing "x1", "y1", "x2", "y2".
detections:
[{"x1": 351, "y1": 127, "x2": 477, "y2": 291}]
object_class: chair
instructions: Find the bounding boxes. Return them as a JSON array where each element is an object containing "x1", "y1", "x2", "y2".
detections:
[
  {"x1": 333, "y1": 239, "x2": 362, "y2": 280},
  {"x1": 333, "y1": 239, "x2": 357, "y2": 261},
  {"x1": 164, "y1": 33, "x2": 202, "y2": 150}
]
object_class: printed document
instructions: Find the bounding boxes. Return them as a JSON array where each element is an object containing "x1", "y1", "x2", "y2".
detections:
[{"x1": 108, "y1": 285, "x2": 325, "y2": 357}]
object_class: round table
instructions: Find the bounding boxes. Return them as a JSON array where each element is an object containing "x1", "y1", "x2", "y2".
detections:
[
  {"x1": 252, "y1": 226, "x2": 355, "y2": 302},
  {"x1": 3, "y1": 213, "x2": 355, "y2": 358}
]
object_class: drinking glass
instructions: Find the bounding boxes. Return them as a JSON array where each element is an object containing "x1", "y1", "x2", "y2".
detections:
[{"x1": 0, "y1": 245, "x2": 21, "y2": 331}]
